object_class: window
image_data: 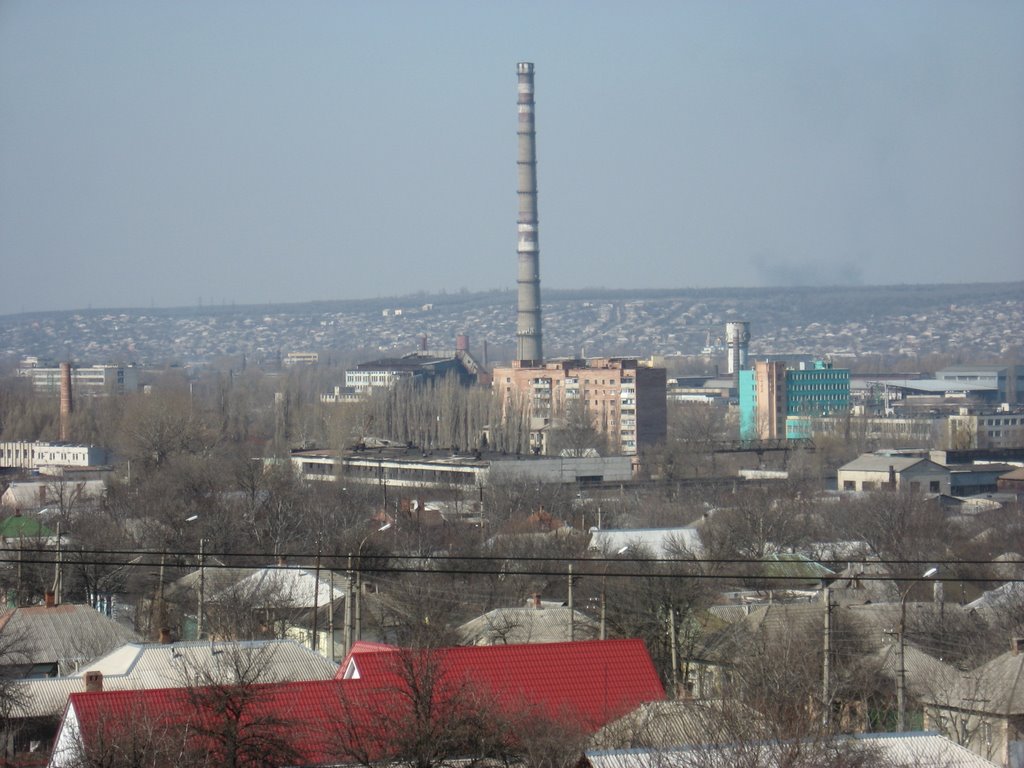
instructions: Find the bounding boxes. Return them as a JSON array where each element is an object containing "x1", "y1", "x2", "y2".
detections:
[
  {"x1": 843, "y1": 481, "x2": 855, "y2": 491},
  {"x1": 929, "y1": 481, "x2": 940, "y2": 493}
]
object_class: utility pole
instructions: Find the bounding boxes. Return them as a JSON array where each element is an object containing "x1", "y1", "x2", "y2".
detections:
[
  {"x1": 822, "y1": 586, "x2": 832, "y2": 727},
  {"x1": 343, "y1": 553, "x2": 353, "y2": 657},
  {"x1": 197, "y1": 538, "x2": 206, "y2": 640},
  {"x1": 310, "y1": 539, "x2": 322, "y2": 652},
  {"x1": 328, "y1": 570, "x2": 336, "y2": 662},
  {"x1": 52, "y1": 522, "x2": 63, "y2": 604},
  {"x1": 568, "y1": 564, "x2": 574, "y2": 642},
  {"x1": 669, "y1": 606, "x2": 679, "y2": 699},
  {"x1": 157, "y1": 551, "x2": 166, "y2": 637}
]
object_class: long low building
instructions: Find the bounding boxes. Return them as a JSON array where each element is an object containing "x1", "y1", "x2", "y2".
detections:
[
  {"x1": 290, "y1": 447, "x2": 634, "y2": 489},
  {"x1": 0, "y1": 441, "x2": 111, "y2": 471}
]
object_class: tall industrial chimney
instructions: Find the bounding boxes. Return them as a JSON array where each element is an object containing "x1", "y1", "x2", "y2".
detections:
[
  {"x1": 516, "y1": 62, "x2": 543, "y2": 365},
  {"x1": 725, "y1": 322, "x2": 750, "y2": 376},
  {"x1": 59, "y1": 362, "x2": 73, "y2": 442}
]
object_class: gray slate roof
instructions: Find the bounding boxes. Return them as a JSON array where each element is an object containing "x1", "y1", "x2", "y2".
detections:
[
  {"x1": 935, "y1": 650, "x2": 1024, "y2": 716},
  {"x1": 839, "y1": 454, "x2": 946, "y2": 474},
  {"x1": 457, "y1": 604, "x2": 598, "y2": 645},
  {"x1": 587, "y1": 731, "x2": 998, "y2": 767},
  {"x1": 0, "y1": 604, "x2": 139, "y2": 676},
  {"x1": 591, "y1": 700, "x2": 764, "y2": 750}
]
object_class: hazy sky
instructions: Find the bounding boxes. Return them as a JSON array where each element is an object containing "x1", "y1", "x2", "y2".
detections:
[{"x1": 2, "y1": 2, "x2": 1022, "y2": 314}]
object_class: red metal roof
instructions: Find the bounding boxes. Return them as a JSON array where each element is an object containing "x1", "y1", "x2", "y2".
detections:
[
  {"x1": 338, "y1": 638, "x2": 666, "y2": 731},
  {"x1": 60, "y1": 640, "x2": 664, "y2": 765}
]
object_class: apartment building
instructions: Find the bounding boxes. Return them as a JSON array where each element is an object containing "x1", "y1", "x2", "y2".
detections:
[{"x1": 491, "y1": 357, "x2": 667, "y2": 456}]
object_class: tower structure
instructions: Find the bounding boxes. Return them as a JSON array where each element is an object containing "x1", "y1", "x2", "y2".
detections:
[
  {"x1": 59, "y1": 361, "x2": 73, "y2": 442},
  {"x1": 516, "y1": 62, "x2": 543, "y2": 364},
  {"x1": 726, "y1": 321, "x2": 750, "y2": 376}
]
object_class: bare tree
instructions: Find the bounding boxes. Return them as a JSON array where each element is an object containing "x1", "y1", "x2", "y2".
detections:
[
  {"x1": 175, "y1": 644, "x2": 305, "y2": 768},
  {"x1": 0, "y1": 623, "x2": 28, "y2": 761},
  {"x1": 546, "y1": 398, "x2": 607, "y2": 457},
  {"x1": 328, "y1": 645, "x2": 586, "y2": 768}
]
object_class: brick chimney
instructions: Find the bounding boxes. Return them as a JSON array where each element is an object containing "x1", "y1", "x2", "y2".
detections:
[
  {"x1": 44, "y1": 590, "x2": 55, "y2": 608},
  {"x1": 1012, "y1": 637, "x2": 1024, "y2": 656},
  {"x1": 59, "y1": 362, "x2": 73, "y2": 442},
  {"x1": 84, "y1": 671, "x2": 103, "y2": 693},
  {"x1": 159, "y1": 627, "x2": 172, "y2": 644},
  {"x1": 532, "y1": 593, "x2": 542, "y2": 609}
]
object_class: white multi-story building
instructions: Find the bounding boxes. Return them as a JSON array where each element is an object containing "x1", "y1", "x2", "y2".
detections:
[
  {"x1": 19, "y1": 364, "x2": 139, "y2": 395},
  {"x1": 0, "y1": 441, "x2": 111, "y2": 471}
]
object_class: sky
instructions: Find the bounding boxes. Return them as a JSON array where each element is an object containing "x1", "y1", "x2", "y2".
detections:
[{"x1": 1, "y1": 2, "x2": 1022, "y2": 314}]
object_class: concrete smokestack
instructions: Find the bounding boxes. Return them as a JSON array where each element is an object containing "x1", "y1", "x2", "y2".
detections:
[
  {"x1": 516, "y1": 62, "x2": 543, "y2": 364},
  {"x1": 59, "y1": 362, "x2": 73, "y2": 442},
  {"x1": 725, "y1": 322, "x2": 750, "y2": 376}
]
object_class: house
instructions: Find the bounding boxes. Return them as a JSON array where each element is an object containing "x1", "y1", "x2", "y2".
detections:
[
  {"x1": 165, "y1": 564, "x2": 348, "y2": 658},
  {"x1": 925, "y1": 638, "x2": 1024, "y2": 767},
  {"x1": 0, "y1": 479, "x2": 106, "y2": 513},
  {"x1": 589, "y1": 527, "x2": 703, "y2": 558},
  {"x1": 0, "y1": 602, "x2": 138, "y2": 678},
  {"x1": 998, "y1": 467, "x2": 1024, "y2": 496},
  {"x1": 7, "y1": 639, "x2": 336, "y2": 759},
  {"x1": 457, "y1": 597, "x2": 599, "y2": 645},
  {"x1": 337, "y1": 639, "x2": 666, "y2": 732},
  {"x1": 591, "y1": 699, "x2": 765, "y2": 750},
  {"x1": 837, "y1": 453, "x2": 952, "y2": 494},
  {"x1": 0, "y1": 513, "x2": 60, "y2": 547},
  {"x1": 694, "y1": 599, "x2": 958, "y2": 728},
  {"x1": 49, "y1": 639, "x2": 665, "y2": 767}
]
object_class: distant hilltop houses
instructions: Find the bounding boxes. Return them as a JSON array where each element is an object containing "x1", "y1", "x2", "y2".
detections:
[{"x1": 381, "y1": 302, "x2": 433, "y2": 316}]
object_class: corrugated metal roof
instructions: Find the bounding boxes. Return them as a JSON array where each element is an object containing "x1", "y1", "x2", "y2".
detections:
[
  {"x1": 591, "y1": 699, "x2": 764, "y2": 749},
  {"x1": 209, "y1": 566, "x2": 347, "y2": 608},
  {"x1": 339, "y1": 639, "x2": 666, "y2": 731},
  {"x1": 938, "y1": 650, "x2": 1024, "y2": 715},
  {"x1": 0, "y1": 604, "x2": 138, "y2": 675},
  {"x1": 872, "y1": 644, "x2": 959, "y2": 700},
  {"x1": 13, "y1": 639, "x2": 338, "y2": 719},
  {"x1": 586, "y1": 731, "x2": 999, "y2": 767},
  {"x1": 457, "y1": 606, "x2": 598, "y2": 645},
  {"x1": 839, "y1": 454, "x2": 938, "y2": 473}
]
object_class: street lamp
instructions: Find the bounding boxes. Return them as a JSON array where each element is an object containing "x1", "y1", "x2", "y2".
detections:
[
  {"x1": 600, "y1": 546, "x2": 629, "y2": 641},
  {"x1": 184, "y1": 515, "x2": 204, "y2": 640},
  {"x1": 898, "y1": 566, "x2": 937, "y2": 731},
  {"x1": 346, "y1": 523, "x2": 392, "y2": 653}
]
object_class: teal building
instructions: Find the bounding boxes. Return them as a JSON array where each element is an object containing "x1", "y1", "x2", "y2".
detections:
[{"x1": 739, "y1": 360, "x2": 850, "y2": 440}]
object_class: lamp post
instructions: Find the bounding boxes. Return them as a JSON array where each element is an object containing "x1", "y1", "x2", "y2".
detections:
[
  {"x1": 353, "y1": 523, "x2": 392, "y2": 647},
  {"x1": 898, "y1": 566, "x2": 937, "y2": 731}
]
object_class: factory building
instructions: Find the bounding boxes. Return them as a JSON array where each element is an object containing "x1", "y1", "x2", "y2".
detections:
[
  {"x1": 739, "y1": 360, "x2": 850, "y2": 440},
  {"x1": 0, "y1": 441, "x2": 111, "y2": 472},
  {"x1": 936, "y1": 365, "x2": 1021, "y2": 405},
  {"x1": 290, "y1": 446, "x2": 634, "y2": 489},
  {"x1": 321, "y1": 337, "x2": 489, "y2": 404}
]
